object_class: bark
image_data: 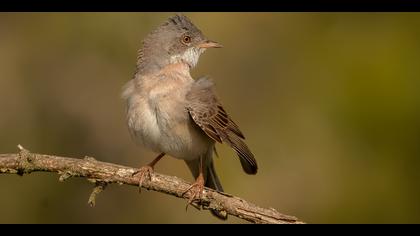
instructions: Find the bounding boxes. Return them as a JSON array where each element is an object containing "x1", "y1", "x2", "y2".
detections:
[{"x1": 0, "y1": 145, "x2": 305, "y2": 224}]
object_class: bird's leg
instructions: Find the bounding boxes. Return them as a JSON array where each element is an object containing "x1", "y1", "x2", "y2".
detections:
[
  {"x1": 182, "y1": 156, "x2": 205, "y2": 209},
  {"x1": 132, "y1": 152, "x2": 165, "y2": 193}
]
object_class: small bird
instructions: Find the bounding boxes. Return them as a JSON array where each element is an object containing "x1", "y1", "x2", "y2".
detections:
[{"x1": 122, "y1": 14, "x2": 258, "y2": 220}]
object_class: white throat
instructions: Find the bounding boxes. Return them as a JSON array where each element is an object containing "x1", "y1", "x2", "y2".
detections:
[{"x1": 170, "y1": 47, "x2": 206, "y2": 69}]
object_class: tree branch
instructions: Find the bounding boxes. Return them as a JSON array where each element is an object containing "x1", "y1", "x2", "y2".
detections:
[{"x1": 0, "y1": 145, "x2": 304, "y2": 224}]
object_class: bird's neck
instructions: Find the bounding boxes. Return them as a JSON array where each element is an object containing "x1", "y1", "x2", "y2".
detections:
[
  {"x1": 159, "y1": 63, "x2": 192, "y2": 79},
  {"x1": 135, "y1": 47, "x2": 193, "y2": 78},
  {"x1": 135, "y1": 56, "x2": 192, "y2": 80}
]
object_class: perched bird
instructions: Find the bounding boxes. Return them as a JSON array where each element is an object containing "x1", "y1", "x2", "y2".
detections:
[{"x1": 122, "y1": 14, "x2": 258, "y2": 220}]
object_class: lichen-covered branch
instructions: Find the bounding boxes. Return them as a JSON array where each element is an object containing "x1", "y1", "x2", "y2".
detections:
[{"x1": 0, "y1": 145, "x2": 304, "y2": 224}]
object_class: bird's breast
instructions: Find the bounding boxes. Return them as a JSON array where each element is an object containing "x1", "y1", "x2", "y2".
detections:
[
  {"x1": 126, "y1": 94, "x2": 162, "y2": 153},
  {"x1": 126, "y1": 78, "x2": 211, "y2": 160}
]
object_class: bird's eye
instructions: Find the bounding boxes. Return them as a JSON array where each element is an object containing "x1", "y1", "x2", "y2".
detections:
[{"x1": 182, "y1": 35, "x2": 192, "y2": 44}]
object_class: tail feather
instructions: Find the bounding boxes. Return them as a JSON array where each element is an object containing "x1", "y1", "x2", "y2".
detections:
[{"x1": 206, "y1": 161, "x2": 228, "y2": 220}]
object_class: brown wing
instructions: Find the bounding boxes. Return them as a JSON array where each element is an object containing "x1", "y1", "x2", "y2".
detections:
[{"x1": 186, "y1": 77, "x2": 257, "y2": 174}]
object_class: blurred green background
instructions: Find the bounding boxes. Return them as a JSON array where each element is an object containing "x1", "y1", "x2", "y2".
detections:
[{"x1": 1, "y1": 13, "x2": 420, "y2": 223}]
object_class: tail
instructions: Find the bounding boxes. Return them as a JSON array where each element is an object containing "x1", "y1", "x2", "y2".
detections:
[
  {"x1": 205, "y1": 160, "x2": 228, "y2": 220},
  {"x1": 185, "y1": 155, "x2": 228, "y2": 220}
]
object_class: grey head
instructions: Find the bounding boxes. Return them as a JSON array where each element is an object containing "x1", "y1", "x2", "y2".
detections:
[{"x1": 136, "y1": 14, "x2": 222, "y2": 75}]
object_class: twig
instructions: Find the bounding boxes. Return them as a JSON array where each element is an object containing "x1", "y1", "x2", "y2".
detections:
[
  {"x1": 0, "y1": 145, "x2": 305, "y2": 224},
  {"x1": 88, "y1": 181, "x2": 107, "y2": 207}
]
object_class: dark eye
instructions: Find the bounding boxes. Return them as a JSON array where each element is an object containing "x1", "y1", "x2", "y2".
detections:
[{"x1": 181, "y1": 35, "x2": 192, "y2": 44}]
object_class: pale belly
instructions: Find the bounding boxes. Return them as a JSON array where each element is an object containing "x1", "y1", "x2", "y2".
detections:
[{"x1": 126, "y1": 94, "x2": 212, "y2": 161}]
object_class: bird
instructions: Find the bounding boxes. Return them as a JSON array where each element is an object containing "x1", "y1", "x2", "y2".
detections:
[{"x1": 122, "y1": 14, "x2": 258, "y2": 220}]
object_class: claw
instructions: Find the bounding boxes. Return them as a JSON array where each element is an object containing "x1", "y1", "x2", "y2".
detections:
[
  {"x1": 132, "y1": 165, "x2": 154, "y2": 193},
  {"x1": 182, "y1": 174, "x2": 205, "y2": 211},
  {"x1": 131, "y1": 153, "x2": 165, "y2": 194}
]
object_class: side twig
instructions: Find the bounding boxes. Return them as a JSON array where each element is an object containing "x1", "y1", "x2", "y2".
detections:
[{"x1": 0, "y1": 145, "x2": 305, "y2": 224}]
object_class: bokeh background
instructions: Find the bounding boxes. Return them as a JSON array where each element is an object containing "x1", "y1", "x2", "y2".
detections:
[{"x1": 1, "y1": 13, "x2": 420, "y2": 223}]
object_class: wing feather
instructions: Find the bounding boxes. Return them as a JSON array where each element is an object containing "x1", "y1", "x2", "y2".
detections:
[{"x1": 186, "y1": 77, "x2": 257, "y2": 174}]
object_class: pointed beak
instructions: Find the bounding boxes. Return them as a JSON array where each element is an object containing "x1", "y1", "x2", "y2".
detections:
[{"x1": 198, "y1": 40, "x2": 223, "y2": 49}]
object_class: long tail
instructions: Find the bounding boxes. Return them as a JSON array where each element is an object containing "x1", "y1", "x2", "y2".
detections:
[{"x1": 185, "y1": 153, "x2": 228, "y2": 220}]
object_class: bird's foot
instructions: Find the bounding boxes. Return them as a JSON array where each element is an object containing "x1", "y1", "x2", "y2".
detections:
[
  {"x1": 132, "y1": 165, "x2": 154, "y2": 193},
  {"x1": 182, "y1": 174, "x2": 205, "y2": 210}
]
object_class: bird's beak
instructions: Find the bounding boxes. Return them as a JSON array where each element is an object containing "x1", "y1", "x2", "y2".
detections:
[{"x1": 198, "y1": 40, "x2": 223, "y2": 49}]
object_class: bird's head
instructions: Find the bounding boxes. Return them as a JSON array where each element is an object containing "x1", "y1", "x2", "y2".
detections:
[{"x1": 137, "y1": 14, "x2": 222, "y2": 75}]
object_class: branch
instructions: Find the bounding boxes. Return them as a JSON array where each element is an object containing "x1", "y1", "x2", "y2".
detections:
[{"x1": 0, "y1": 145, "x2": 305, "y2": 224}]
